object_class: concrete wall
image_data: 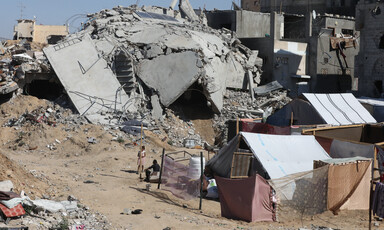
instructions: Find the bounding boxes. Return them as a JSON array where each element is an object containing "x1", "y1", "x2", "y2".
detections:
[
  {"x1": 241, "y1": 0, "x2": 261, "y2": 11},
  {"x1": 205, "y1": 11, "x2": 237, "y2": 31},
  {"x1": 242, "y1": 0, "x2": 358, "y2": 16},
  {"x1": 310, "y1": 35, "x2": 358, "y2": 93},
  {"x1": 240, "y1": 38, "x2": 273, "y2": 83},
  {"x1": 241, "y1": 38, "x2": 307, "y2": 96},
  {"x1": 355, "y1": 1, "x2": 384, "y2": 97},
  {"x1": 205, "y1": 10, "x2": 283, "y2": 39},
  {"x1": 33, "y1": 25, "x2": 68, "y2": 44},
  {"x1": 13, "y1": 20, "x2": 34, "y2": 40}
]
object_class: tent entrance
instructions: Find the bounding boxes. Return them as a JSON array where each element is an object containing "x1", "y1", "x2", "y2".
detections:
[{"x1": 230, "y1": 152, "x2": 253, "y2": 179}]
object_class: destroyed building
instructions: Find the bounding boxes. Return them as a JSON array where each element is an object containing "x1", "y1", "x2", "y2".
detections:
[
  {"x1": 0, "y1": 3, "x2": 294, "y2": 148},
  {"x1": 13, "y1": 19, "x2": 68, "y2": 44},
  {"x1": 355, "y1": 0, "x2": 384, "y2": 98},
  {"x1": 206, "y1": 9, "x2": 359, "y2": 96},
  {"x1": 241, "y1": 0, "x2": 359, "y2": 17},
  {"x1": 40, "y1": 5, "x2": 264, "y2": 124}
]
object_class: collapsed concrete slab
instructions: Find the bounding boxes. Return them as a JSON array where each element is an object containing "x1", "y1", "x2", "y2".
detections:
[
  {"x1": 137, "y1": 51, "x2": 201, "y2": 107},
  {"x1": 43, "y1": 34, "x2": 131, "y2": 124},
  {"x1": 51, "y1": 4, "x2": 263, "y2": 122}
]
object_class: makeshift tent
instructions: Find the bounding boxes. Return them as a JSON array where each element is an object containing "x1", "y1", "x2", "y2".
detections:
[
  {"x1": 227, "y1": 119, "x2": 291, "y2": 142},
  {"x1": 216, "y1": 175, "x2": 275, "y2": 222},
  {"x1": 267, "y1": 93, "x2": 377, "y2": 126},
  {"x1": 358, "y1": 97, "x2": 384, "y2": 122},
  {"x1": 269, "y1": 166, "x2": 329, "y2": 218},
  {"x1": 302, "y1": 124, "x2": 383, "y2": 158},
  {"x1": 314, "y1": 157, "x2": 372, "y2": 213},
  {"x1": 207, "y1": 132, "x2": 331, "y2": 179}
]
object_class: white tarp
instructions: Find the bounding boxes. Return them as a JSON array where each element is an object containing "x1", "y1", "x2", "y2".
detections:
[
  {"x1": 241, "y1": 132, "x2": 331, "y2": 179},
  {"x1": 303, "y1": 93, "x2": 376, "y2": 126}
]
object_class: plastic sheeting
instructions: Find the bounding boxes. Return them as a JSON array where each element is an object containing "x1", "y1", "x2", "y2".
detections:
[
  {"x1": 269, "y1": 166, "x2": 329, "y2": 218},
  {"x1": 303, "y1": 93, "x2": 376, "y2": 126},
  {"x1": 241, "y1": 122, "x2": 290, "y2": 135},
  {"x1": 266, "y1": 98, "x2": 326, "y2": 126},
  {"x1": 216, "y1": 175, "x2": 274, "y2": 222},
  {"x1": 161, "y1": 155, "x2": 200, "y2": 200},
  {"x1": 359, "y1": 97, "x2": 384, "y2": 122},
  {"x1": 206, "y1": 135, "x2": 240, "y2": 178},
  {"x1": 329, "y1": 139, "x2": 374, "y2": 158},
  {"x1": 327, "y1": 160, "x2": 371, "y2": 212},
  {"x1": 241, "y1": 132, "x2": 331, "y2": 179}
]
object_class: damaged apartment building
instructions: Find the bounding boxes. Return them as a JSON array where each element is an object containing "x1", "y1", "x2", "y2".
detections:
[
  {"x1": 355, "y1": 0, "x2": 384, "y2": 98},
  {"x1": 1, "y1": 1, "x2": 265, "y2": 131},
  {"x1": 206, "y1": 5, "x2": 359, "y2": 96},
  {"x1": 13, "y1": 19, "x2": 68, "y2": 44}
]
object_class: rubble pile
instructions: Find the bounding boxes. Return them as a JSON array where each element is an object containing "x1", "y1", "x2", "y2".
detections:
[
  {"x1": 0, "y1": 4, "x2": 292, "y2": 148},
  {"x1": 3, "y1": 104, "x2": 87, "y2": 128},
  {"x1": 0, "y1": 193, "x2": 110, "y2": 229},
  {"x1": 0, "y1": 40, "x2": 50, "y2": 95},
  {"x1": 212, "y1": 89, "x2": 291, "y2": 144},
  {"x1": 41, "y1": 4, "x2": 268, "y2": 147},
  {"x1": 49, "y1": 4, "x2": 262, "y2": 121},
  {"x1": 159, "y1": 108, "x2": 203, "y2": 147}
]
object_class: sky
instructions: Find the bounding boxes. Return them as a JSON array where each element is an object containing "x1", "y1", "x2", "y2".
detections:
[{"x1": 0, "y1": 0, "x2": 237, "y2": 39}]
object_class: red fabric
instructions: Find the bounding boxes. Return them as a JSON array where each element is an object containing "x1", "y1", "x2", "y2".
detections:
[
  {"x1": 216, "y1": 175, "x2": 274, "y2": 222},
  {"x1": 242, "y1": 122, "x2": 290, "y2": 135},
  {"x1": 0, "y1": 203, "x2": 25, "y2": 218},
  {"x1": 315, "y1": 136, "x2": 333, "y2": 154}
]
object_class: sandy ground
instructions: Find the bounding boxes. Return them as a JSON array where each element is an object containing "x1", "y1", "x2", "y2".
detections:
[{"x1": 0, "y1": 96, "x2": 377, "y2": 229}]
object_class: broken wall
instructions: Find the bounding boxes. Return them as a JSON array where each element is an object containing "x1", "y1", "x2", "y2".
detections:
[
  {"x1": 355, "y1": 1, "x2": 384, "y2": 97},
  {"x1": 245, "y1": 0, "x2": 358, "y2": 17},
  {"x1": 33, "y1": 25, "x2": 68, "y2": 44},
  {"x1": 205, "y1": 10, "x2": 283, "y2": 39},
  {"x1": 43, "y1": 34, "x2": 131, "y2": 124}
]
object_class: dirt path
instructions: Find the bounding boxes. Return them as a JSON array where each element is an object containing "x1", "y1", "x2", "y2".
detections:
[{"x1": 0, "y1": 96, "x2": 374, "y2": 229}]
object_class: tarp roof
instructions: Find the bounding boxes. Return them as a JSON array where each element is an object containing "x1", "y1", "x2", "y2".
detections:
[
  {"x1": 303, "y1": 93, "x2": 377, "y2": 126},
  {"x1": 241, "y1": 132, "x2": 331, "y2": 179}
]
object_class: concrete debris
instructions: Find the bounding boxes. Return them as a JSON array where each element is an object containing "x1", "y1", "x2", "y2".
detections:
[
  {"x1": 0, "y1": 4, "x2": 289, "y2": 149},
  {"x1": 212, "y1": 88, "x2": 291, "y2": 145},
  {"x1": 55, "y1": 4, "x2": 262, "y2": 117},
  {"x1": 14, "y1": 196, "x2": 110, "y2": 229},
  {"x1": 43, "y1": 34, "x2": 132, "y2": 125},
  {"x1": 87, "y1": 137, "x2": 97, "y2": 144},
  {"x1": 3, "y1": 104, "x2": 87, "y2": 128},
  {"x1": 254, "y1": 80, "x2": 284, "y2": 96},
  {"x1": 179, "y1": 0, "x2": 200, "y2": 22},
  {"x1": 138, "y1": 51, "x2": 201, "y2": 107},
  {"x1": 0, "y1": 40, "x2": 50, "y2": 96},
  {"x1": 0, "y1": 180, "x2": 14, "y2": 191}
]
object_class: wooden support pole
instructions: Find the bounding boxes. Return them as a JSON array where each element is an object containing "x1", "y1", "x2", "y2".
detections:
[
  {"x1": 158, "y1": 148, "x2": 165, "y2": 189},
  {"x1": 199, "y1": 151, "x2": 204, "y2": 210},
  {"x1": 369, "y1": 146, "x2": 378, "y2": 230},
  {"x1": 236, "y1": 117, "x2": 239, "y2": 135},
  {"x1": 139, "y1": 122, "x2": 144, "y2": 178}
]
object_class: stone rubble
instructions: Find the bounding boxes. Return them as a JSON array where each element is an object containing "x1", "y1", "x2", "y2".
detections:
[
  {"x1": 0, "y1": 40, "x2": 50, "y2": 95},
  {"x1": 0, "y1": 4, "x2": 292, "y2": 149},
  {"x1": 0, "y1": 196, "x2": 111, "y2": 229}
]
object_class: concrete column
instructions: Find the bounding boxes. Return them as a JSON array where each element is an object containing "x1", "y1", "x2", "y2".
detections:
[
  {"x1": 270, "y1": 12, "x2": 277, "y2": 40},
  {"x1": 170, "y1": 0, "x2": 178, "y2": 10},
  {"x1": 305, "y1": 11, "x2": 312, "y2": 42}
]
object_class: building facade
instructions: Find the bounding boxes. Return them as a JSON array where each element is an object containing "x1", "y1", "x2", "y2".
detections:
[
  {"x1": 14, "y1": 19, "x2": 68, "y2": 44},
  {"x1": 206, "y1": 10, "x2": 359, "y2": 96},
  {"x1": 241, "y1": 0, "x2": 359, "y2": 16},
  {"x1": 355, "y1": 1, "x2": 384, "y2": 98}
]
